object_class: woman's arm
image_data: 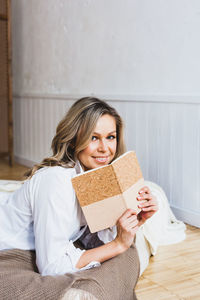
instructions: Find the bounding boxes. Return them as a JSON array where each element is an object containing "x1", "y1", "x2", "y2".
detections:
[
  {"x1": 76, "y1": 209, "x2": 138, "y2": 269},
  {"x1": 32, "y1": 168, "x2": 99, "y2": 276}
]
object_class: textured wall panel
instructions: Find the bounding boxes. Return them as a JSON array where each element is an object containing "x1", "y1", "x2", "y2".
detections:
[{"x1": 11, "y1": 0, "x2": 200, "y2": 97}]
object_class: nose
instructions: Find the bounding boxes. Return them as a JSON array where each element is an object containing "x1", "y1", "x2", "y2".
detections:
[{"x1": 98, "y1": 138, "x2": 108, "y2": 152}]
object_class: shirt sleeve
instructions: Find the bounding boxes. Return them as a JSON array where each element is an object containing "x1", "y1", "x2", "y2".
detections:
[
  {"x1": 31, "y1": 168, "x2": 100, "y2": 276},
  {"x1": 97, "y1": 226, "x2": 117, "y2": 244}
]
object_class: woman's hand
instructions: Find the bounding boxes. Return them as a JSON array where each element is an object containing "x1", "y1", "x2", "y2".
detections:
[
  {"x1": 114, "y1": 209, "x2": 139, "y2": 252},
  {"x1": 137, "y1": 186, "x2": 158, "y2": 226},
  {"x1": 77, "y1": 209, "x2": 139, "y2": 269}
]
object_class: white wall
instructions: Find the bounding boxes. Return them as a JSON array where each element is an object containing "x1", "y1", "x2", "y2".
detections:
[
  {"x1": 12, "y1": 0, "x2": 200, "y2": 97},
  {"x1": 12, "y1": 0, "x2": 200, "y2": 226}
]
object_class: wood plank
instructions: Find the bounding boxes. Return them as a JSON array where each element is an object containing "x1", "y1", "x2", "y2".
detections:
[{"x1": 0, "y1": 158, "x2": 29, "y2": 180}]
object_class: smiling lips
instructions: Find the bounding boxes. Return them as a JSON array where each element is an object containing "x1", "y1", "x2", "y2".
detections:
[{"x1": 93, "y1": 156, "x2": 109, "y2": 163}]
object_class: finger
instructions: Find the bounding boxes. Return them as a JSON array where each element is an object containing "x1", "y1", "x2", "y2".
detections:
[
  {"x1": 137, "y1": 194, "x2": 153, "y2": 201},
  {"x1": 140, "y1": 205, "x2": 158, "y2": 212},
  {"x1": 119, "y1": 214, "x2": 138, "y2": 228},
  {"x1": 125, "y1": 215, "x2": 139, "y2": 226},
  {"x1": 125, "y1": 223, "x2": 139, "y2": 233},
  {"x1": 138, "y1": 197, "x2": 156, "y2": 204},
  {"x1": 138, "y1": 199, "x2": 157, "y2": 208},
  {"x1": 123, "y1": 222, "x2": 139, "y2": 233},
  {"x1": 129, "y1": 225, "x2": 139, "y2": 235},
  {"x1": 138, "y1": 186, "x2": 150, "y2": 195},
  {"x1": 119, "y1": 208, "x2": 137, "y2": 221}
]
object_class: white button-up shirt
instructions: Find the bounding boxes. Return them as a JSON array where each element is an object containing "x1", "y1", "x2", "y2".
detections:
[{"x1": 0, "y1": 162, "x2": 116, "y2": 276}]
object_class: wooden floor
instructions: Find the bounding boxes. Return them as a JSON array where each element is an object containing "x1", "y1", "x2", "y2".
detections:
[
  {"x1": 136, "y1": 225, "x2": 200, "y2": 299},
  {"x1": 0, "y1": 157, "x2": 29, "y2": 180},
  {"x1": 0, "y1": 158, "x2": 200, "y2": 299}
]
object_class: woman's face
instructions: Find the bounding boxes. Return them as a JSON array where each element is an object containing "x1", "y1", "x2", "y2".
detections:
[{"x1": 78, "y1": 114, "x2": 117, "y2": 171}]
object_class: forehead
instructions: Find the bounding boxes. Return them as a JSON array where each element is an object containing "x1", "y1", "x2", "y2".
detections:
[{"x1": 93, "y1": 114, "x2": 116, "y2": 134}]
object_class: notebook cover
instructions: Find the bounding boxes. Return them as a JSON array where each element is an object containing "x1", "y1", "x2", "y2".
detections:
[{"x1": 72, "y1": 151, "x2": 144, "y2": 232}]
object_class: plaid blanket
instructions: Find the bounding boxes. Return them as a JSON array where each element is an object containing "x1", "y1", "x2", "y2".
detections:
[{"x1": 0, "y1": 245, "x2": 139, "y2": 300}]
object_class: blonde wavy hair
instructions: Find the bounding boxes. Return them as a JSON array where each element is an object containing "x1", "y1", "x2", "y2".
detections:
[{"x1": 25, "y1": 97, "x2": 126, "y2": 178}]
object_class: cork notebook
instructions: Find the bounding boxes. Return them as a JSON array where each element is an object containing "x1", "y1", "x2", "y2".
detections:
[{"x1": 72, "y1": 151, "x2": 144, "y2": 233}]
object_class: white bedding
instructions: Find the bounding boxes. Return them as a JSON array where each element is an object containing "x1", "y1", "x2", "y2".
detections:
[{"x1": 0, "y1": 179, "x2": 186, "y2": 276}]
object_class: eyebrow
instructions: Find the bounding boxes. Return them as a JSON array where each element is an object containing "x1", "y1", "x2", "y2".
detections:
[{"x1": 93, "y1": 131, "x2": 117, "y2": 135}]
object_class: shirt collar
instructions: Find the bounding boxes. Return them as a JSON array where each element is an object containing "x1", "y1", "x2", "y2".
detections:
[{"x1": 74, "y1": 160, "x2": 84, "y2": 175}]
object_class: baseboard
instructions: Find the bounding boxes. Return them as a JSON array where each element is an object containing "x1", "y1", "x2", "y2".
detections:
[
  {"x1": 171, "y1": 205, "x2": 200, "y2": 228},
  {"x1": 14, "y1": 156, "x2": 36, "y2": 168}
]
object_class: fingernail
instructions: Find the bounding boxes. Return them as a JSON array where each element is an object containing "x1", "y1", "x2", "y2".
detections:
[
  {"x1": 139, "y1": 190, "x2": 143, "y2": 194},
  {"x1": 137, "y1": 196, "x2": 142, "y2": 199}
]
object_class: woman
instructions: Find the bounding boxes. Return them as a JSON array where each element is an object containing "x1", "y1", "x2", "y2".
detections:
[{"x1": 0, "y1": 97, "x2": 158, "y2": 276}]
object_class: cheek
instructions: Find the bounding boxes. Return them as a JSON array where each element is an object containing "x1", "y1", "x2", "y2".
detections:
[
  {"x1": 112, "y1": 140, "x2": 117, "y2": 153},
  {"x1": 79, "y1": 143, "x2": 96, "y2": 159},
  {"x1": 83, "y1": 143, "x2": 97, "y2": 156}
]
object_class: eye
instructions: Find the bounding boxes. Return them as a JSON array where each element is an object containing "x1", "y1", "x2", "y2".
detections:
[
  {"x1": 91, "y1": 136, "x2": 98, "y2": 141},
  {"x1": 107, "y1": 135, "x2": 116, "y2": 140}
]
